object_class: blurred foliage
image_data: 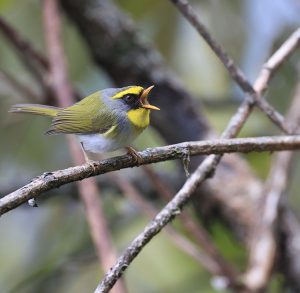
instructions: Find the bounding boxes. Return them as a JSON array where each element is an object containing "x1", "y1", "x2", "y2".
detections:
[{"x1": 1, "y1": 0, "x2": 300, "y2": 292}]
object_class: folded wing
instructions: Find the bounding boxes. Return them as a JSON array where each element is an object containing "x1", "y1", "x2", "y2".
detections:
[{"x1": 46, "y1": 92, "x2": 115, "y2": 135}]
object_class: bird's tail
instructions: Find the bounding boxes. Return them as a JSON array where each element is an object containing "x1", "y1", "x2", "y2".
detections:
[{"x1": 9, "y1": 104, "x2": 61, "y2": 118}]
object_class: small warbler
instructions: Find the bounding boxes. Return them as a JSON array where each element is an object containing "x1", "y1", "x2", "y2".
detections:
[{"x1": 10, "y1": 85, "x2": 159, "y2": 162}]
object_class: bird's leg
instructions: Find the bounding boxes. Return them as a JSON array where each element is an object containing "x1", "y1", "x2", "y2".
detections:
[
  {"x1": 80, "y1": 142, "x2": 98, "y2": 172},
  {"x1": 126, "y1": 146, "x2": 142, "y2": 165},
  {"x1": 80, "y1": 142, "x2": 90, "y2": 163}
]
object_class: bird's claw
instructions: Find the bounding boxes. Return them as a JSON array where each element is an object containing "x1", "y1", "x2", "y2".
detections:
[
  {"x1": 126, "y1": 147, "x2": 142, "y2": 165},
  {"x1": 86, "y1": 159, "x2": 98, "y2": 173}
]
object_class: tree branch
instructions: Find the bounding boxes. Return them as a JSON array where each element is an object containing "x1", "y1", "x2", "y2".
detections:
[
  {"x1": 3, "y1": 1, "x2": 300, "y2": 291},
  {"x1": 170, "y1": 0, "x2": 300, "y2": 134},
  {"x1": 253, "y1": 28, "x2": 300, "y2": 94},
  {"x1": 2, "y1": 135, "x2": 300, "y2": 212},
  {"x1": 142, "y1": 165, "x2": 239, "y2": 287},
  {"x1": 243, "y1": 73, "x2": 300, "y2": 291},
  {"x1": 108, "y1": 171, "x2": 242, "y2": 289},
  {"x1": 52, "y1": 3, "x2": 300, "y2": 266}
]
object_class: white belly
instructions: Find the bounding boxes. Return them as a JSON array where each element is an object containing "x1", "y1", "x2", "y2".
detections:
[{"x1": 78, "y1": 132, "x2": 139, "y2": 154}]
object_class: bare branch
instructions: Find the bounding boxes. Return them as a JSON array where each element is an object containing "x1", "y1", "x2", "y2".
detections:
[
  {"x1": 94, "y1": 28, "x2": 300, "y2": 286},
  {"x1": 243, "y1": 76, "x2": 300, "y2": 291},
  {"x1": 243, "y1": 151, "x2": 293, "y2": 292},
  {"x1": 170, "y1": 0, "x2": 300, "y2": 134},
  {"x1": 143, "y1": 165, "x2": 239, "y2": 286},
  {"x1": 208, "y1": 26, "x2": 300, "y2": 140},
  {"x1": 254, "y1": 28, "x2": 300, "y2": 94},
  {"x1": 3, "y1": 135, "x2": 300, "y2": 216},
  {"x1": 95, "y1": 151, "x2": 238, "y2": 292},
  {"x1": 57, "y1": 1, "x2": 298, "y2": 290},
  {"x1": 109, "y1": 171, "x2": 239, "y2": 286}
]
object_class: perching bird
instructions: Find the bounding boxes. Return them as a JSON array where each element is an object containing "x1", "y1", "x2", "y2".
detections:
[{"x1": 10, "y1": 85, "x2": 159, "y2": 163}]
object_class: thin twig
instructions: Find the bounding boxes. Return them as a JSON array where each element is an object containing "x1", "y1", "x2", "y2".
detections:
[
  {"x1": 94, "y1": 22, "x2": 300, "y2": 290},
  {"x1": 242, "y1": 152, "x2": 293, "y2": 292},
  {"x1": 143, "y1": 165, "x2": 239, "y2": 286},
  {"x1": 109, "y1": 172, "x2": 237, "y2": 284},
  {"x1": 93, "y1": 155, "x2": 225, "y2": 292},
  {"x1": 254, "y1": 29, "x2": 300, "y2": 94},
  {"x1": 220, "y1": 27, "x2": 300, "y2": 139},
  {"x1": 2, "y1": 135, "x2": 300, "y2": 214},
  {"x1": 42, "y1": 1, "x2": 126, "y2": 292},
  {"x1": 170, "y1": 0, "x2": 300, "y2": 134},
  {"x1": 242, "y1": 77, "x2": 300, "y2": 291}
]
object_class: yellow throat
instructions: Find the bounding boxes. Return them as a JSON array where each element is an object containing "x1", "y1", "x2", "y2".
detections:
[{"x1": 127, "y1": 108, "x2": 150, "y2": 129}]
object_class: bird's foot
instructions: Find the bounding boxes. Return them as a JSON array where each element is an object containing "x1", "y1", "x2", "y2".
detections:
[
  {"x1": 126, "y1": 146, "x2": 142, "y2": 165},
  {"x1": 85, "y1": 159, "x2": 99, "y2": 174}
]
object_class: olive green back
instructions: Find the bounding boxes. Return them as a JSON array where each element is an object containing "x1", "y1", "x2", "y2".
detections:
[{"x1": 46, "y1": 91, "x2": 116, "y2": 135}]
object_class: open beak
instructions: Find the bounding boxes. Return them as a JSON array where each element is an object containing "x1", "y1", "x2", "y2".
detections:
[{"x1": 140, "y1": 85, "x2": 160, "y2": 110}]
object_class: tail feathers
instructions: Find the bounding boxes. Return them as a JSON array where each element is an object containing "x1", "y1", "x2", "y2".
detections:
[{"x1": 9, "y1": 104, "x2": 61, "y2": 118}]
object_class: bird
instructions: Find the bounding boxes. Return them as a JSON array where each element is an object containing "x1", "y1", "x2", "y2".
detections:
[{"x1": 10, "y1": 85, "x2": 160, "y2": 164}]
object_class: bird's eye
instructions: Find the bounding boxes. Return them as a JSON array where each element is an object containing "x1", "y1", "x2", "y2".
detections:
[{"x1": 123, "y1": 94, "x2": 136, "y2": 104}]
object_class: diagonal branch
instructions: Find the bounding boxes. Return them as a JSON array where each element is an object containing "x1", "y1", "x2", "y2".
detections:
[
  {"x1": 94, "y1": 133, "x2": 300, "y2": 292},
  {"x1": 94, "y1": 19, "x2": 300, "y2": 289},
  {"x1": 243, "y1": 75, "x2": 300, "y2": 291},
  {"x1": 170, "y1": 0, "x2": 300, "y2": 134},
  {"x1": 109, "y1": 171, "x2": 241, "y2": 289},
  {"x1": 143, "y1": 165, "x2": 239, "y2": 286},
  {"x1": 253, "y1": 29, "x2": 300, "y2": 93}
]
